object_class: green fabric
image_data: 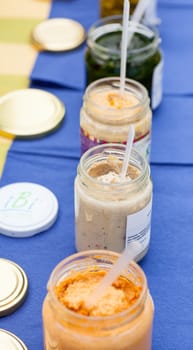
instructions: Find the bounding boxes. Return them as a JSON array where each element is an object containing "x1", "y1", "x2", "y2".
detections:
[
  {"x1": 0, "y1": 18, "x2": 41, "y2": 43},
  {"x1": 0, "y1": 75, "x2": 29, "y2": 96}
]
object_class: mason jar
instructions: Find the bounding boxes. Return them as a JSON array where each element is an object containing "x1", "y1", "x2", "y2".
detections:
[
  {"x1": 100, "y1": 0, "x2": 159, "y2": 26},
  {"x1": 80, "y1": 77, "x2": 152, "y2": 160},
  {"x1": 85, "y1": 16, "x2": 163, "y2": 109},
  {"x1": 100, "y1": 0, "x2": 139, "y2": 17},
  {"x1": 42, "y1": 250, "x2": 154, "y2": 350},
  {"x1": 74, "y1": 144, "x2": 152, "y2": 262}
]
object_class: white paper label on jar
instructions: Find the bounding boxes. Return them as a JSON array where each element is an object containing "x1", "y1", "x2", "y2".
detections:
[
  {"x1": 151, "y1": 59, "x2": 163, "y2": 110},
  {"x1": 126, "y1": 198, "x2": 152, "y2": 251},
  {"x1": 134, "y1": 133, "x2": 151, "y2": 161}
]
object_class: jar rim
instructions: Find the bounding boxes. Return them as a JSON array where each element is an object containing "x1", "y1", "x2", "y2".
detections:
[
  {"x1": 78, "y1": 143, "x2": 149, "y2": 192},
  {"x1": 47, "y1": 250, "x2": 148, "y2": 324},
  {"x1": 87, "y1": 15, "x2": 160, "y2": 58},
  {"x1": 84, "y1": 77, "x2": 149, "y2": 115}
]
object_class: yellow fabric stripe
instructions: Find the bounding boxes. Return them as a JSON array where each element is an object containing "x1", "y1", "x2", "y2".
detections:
[
  {"x1": 0, "y1": 43, "x2": 37, "y2": 75},
  {"x1": 0, "y1": 75, "x2": 29, "y2": 96},
  {"x1": 0, "y1": 0, "x2": 51, "y2": 19},
  {"x1": 0, "y1": 0, "x2": 51, "y2": 177},
  {"x1": 0, "y1": 133, "x2": 15, "y2": 177},
  {"x1": 0, "y1": 76, "x2": 29, "y2": 176},
  {"x1": 0, "y1": 19, "x2": 41, "y2": 43}
]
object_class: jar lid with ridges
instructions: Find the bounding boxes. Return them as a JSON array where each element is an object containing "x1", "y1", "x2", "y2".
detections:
[
  {"x1": 0, "y1": 259, "x2": 28, "y2": 317},
  {"x1": 0, "y1": 329, "x2": 28, "y2": 349},
  {"x1": 0, "y1": 182, "x2": 59, "y2": 237},
  {"x1": 32, "y1": 18, "x2": 86, "y2": 51}
]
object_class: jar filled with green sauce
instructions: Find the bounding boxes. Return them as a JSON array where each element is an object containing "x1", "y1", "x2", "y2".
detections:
[{"x1": 85, "y1": 16, "x2": 163, "y2": 109}]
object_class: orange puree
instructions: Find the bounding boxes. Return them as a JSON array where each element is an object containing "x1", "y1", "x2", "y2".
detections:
[
  {"x1": 55, "y1": 270, "x2": 141, "y2": 317},
  {"x1": 91, "y1": 90, "x2": 139, "y2": 110}
]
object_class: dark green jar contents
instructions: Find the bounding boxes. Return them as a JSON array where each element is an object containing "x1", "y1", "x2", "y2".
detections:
[{"x1": 85, "y1": 25, "x2": 162, "y2": 107}]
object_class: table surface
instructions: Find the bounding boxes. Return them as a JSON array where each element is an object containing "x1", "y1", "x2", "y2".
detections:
[{"x1": 0, "y1": 0, "x2": 193, "y2": 349}]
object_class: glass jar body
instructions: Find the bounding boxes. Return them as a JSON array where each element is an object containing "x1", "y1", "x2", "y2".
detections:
[
  {"x1": 80, "y1": 77, "x2": 152, "y2": 160},
  {"x1": 100, "y1": 0, "x2": 138, "y2": 17},
  {"x1": 42, "y1": 250, "x2": 154, "y2": 350},
  {"x1": 75, "y1": 144, "x2": 152, "y2": 262},
  {"x1": 100, "y1": 0, "x2": 159, "y2": 26},
  {"x1": 85, "y1": 18, "x2": 163, "y2": 109}
]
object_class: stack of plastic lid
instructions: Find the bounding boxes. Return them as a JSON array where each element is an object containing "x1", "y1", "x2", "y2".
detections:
[
  {"x1": 0, "y1": 258, "x2": 28, "y2": 317},
  {"x1": 0, "y1": 259, "x2": 29, "y2": 346}
]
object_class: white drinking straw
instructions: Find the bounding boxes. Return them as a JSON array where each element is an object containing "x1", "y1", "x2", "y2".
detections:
[
  {"x1": 120, "y1": 0, "x2": 130, "y2": 93},
  {"x1": 127, "y1": 0, "x2": 151, "y2": 46},
  {"x1": 86, "y1": 241, "x2": 140, "y2": 308},
  {"x1": 120, "y1": 125, "x2": 135, "y2": 181},
  {"x1": 132, "y1": 0, "x2": 151, "y2": 23}
]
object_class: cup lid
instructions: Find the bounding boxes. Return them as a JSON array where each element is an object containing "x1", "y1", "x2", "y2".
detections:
[
  {"x1": 0, "y1": 259, "x2": 28, "y2": 317},
  {"x1": 0, "y1": 182, "x2": 59, "y2": 237},
  {"x1": 0, "y1": 88, "x2": 65, "y2": 138},
  {"x1": 0, "y1": 329, "x2": 28, "y2": 349},
  {"x1": 32, "y1": 18, "x2": 86, "y2": 51}
]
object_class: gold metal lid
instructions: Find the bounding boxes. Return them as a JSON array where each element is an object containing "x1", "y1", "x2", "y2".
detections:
[
  {"x1": 0, "y1": 88, "x2": 65, "y2": 138},
  {"x1": 0, "y1": 258, "x2": 28, "y2": 317},
  {"x1": 32, "y1": 18, "x2": 86, "y2": 51},
  {"x1": 0, "y1": 329, "x2": 28, "y2": 350}
]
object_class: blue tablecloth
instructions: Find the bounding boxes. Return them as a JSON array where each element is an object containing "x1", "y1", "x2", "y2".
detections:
[
  {"x1": 31, "y1": 0, "x2": 99, "y2": 90},
  {"x1": 1, "y1": 0, "x2": 193, "y2": 349},
  {"x1": 151, "y1": 95, "x2": 193, "y2": 164},
  {"x1": 159, "y1": 0, "x2": 193, "y2": 6},
  {"x1": 31, "y1": 0, "x2": 193, "y2": 96}
]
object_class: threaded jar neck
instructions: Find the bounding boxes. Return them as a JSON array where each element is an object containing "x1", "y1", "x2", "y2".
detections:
[
  {"x1": 83, "y1": 77, "x2": 150, "y2": 125},
  {"x1": 77, "y1": 144, "x2": 150, "y2": 201},
  {"x1": 87, "y1": 16, "x2": 160, "y2": 63}
]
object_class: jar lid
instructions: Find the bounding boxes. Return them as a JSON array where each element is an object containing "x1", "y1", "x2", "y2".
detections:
[
  {"x1": 32, "y1": 18, "x2": 86, "y2": 51},
  {"x1": 0, "y1": 182, "x2": 59, "y2": 237},
  {"x1": 0, "y1": 259, "x2": 28, "y2": 317},
  {"x1": 0, "y1": 329, "x2": 28, "y2": 349},
  {"x1": 0, "y1": 89, "x2": 65, "y2": 138}
]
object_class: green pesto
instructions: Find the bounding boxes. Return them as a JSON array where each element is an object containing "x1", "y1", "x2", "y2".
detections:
[{"x1": 85, "y1": 31, "x2": 161, "y2": 99}]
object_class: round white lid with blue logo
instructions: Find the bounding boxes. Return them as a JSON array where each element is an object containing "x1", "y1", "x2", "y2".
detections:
[{"x1": 0, "y1": 182, "x2": 59, "y2": 237}]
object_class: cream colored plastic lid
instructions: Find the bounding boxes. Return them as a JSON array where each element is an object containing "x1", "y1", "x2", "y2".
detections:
[
  {"x1": 32, "y1": 18, "x2": 86, "y2": 51},
  {"x1": 0, "y1": 88, "x2": 65, "y2": 138}
]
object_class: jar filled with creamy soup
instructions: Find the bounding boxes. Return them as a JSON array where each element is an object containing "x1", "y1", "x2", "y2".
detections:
[
  {"x1": 80, "y1": 77, "x2": 152, "y2": 160},
  {"x1": 74, "y1": 143, "x2": 152, "y2": 262}
]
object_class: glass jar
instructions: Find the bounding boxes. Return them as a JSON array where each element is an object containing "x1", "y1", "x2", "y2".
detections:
[
  {"x1": 100, "y1": 0, "x2": 159, "y2": 26},
  {"x1": 74, "y1": 144, "x2": 152, "y2": 262},
  {"x1": 100, "y1": 0, "x2": 139, "y2": 17},
  {"x1": 80, "y1": 77, "x2": 152, "y2": 160},
  {"x1": 85, "y1": 16, "x2": 163, "y2": 109},
  {"x1": 42, "y1": 250, "x2": 154, "y2": 350}
]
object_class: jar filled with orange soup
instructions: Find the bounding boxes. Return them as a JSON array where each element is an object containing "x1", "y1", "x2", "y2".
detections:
[{"x1": 42, "y1": 250, "x2": 154, "y2": 350}]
